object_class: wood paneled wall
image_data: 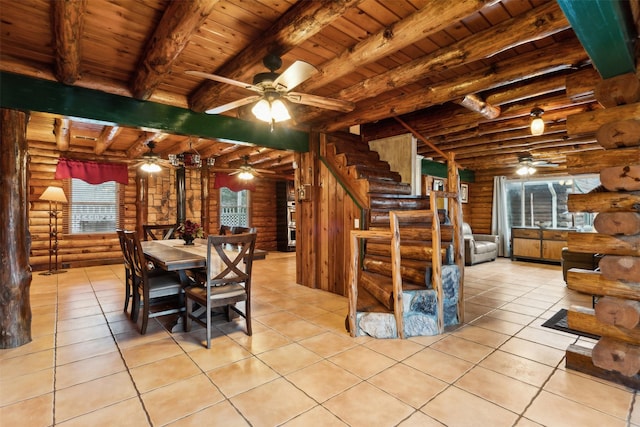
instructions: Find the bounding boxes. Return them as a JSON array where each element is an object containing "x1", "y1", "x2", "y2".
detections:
[
  {"x1": 465, "y1": 171, "x2": 495, "y2": 234},
  {"x1": 27, "y1": 142, "x2": 280, "y2": 270}
]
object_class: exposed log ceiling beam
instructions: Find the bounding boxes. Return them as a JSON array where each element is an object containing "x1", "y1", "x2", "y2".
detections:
[
  {"x1": 94, "y1": 126, "x2": 121, "y2": 155},
  {"x1": 304, "y1": 1, "x2": 570, "y2": 127},
  {"x1": 131, "y1": 0, "x2": 218, "y2": 100},
  {"x1": 298, "y1": 0, "x2": 493, "y2": 93},
  {"x1": 51, "y1": 0, "x2": 86, "y2": 85},
  {"x1": 213, "y1": 146, "x2": 263, "y2": 167},
  {"x1": 189, "y1": 0, "x2": 363, "y2": 112},
  {"x1": 320, "y1": 38, "x2": 589, "y2": 132},
  {"x1": 125, "y1": 132, "x2": 168, "y2": 159}
]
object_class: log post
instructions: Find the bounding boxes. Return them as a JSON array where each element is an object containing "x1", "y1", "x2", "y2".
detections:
[
  {"x1": 0, "y1": 108, "x2": 32, "y2": 349},
  {"x1": 592, "y1": 336, "x2": 640, "y2": 377},
  {"x1": 594, "y1": 296, "x2": 640, "y2": 329}
]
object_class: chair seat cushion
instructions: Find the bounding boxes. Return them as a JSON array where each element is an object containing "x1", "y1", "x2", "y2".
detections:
[
  {"x1": 148, "y1": 273, "x2": 182, "y2": 293},
  {"x1": 186, "y1": 283, "x2": 246, "y2": 300},
  {"x1": 474, "y1": 241, "x2": 496, "y2": 254}
]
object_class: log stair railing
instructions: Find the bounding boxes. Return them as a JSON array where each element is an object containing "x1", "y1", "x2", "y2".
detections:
[{"x1": 321, "y1": 133, "x2": 464, "y2": 338}]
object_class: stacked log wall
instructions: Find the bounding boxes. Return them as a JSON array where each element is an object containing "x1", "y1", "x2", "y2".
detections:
[
  {"x1": 563, "y1": 72, "x2": 640, "y2": 389},
  {"x1": 28, "y1": 142, "x2": 279, "y2": 270}
]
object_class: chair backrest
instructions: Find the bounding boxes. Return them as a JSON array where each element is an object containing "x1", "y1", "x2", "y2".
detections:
[
  {"x1": 116, "y1": 229, "x2": 132, "y2": 270},
  {"x1": 205, "y1": 233, "x2": 257, "y2": 289},
  {"x1": 123, "y1": 230, "x2": 149, "y2": 281},
  {"x1": 462, "y1": 222, "x2": 473, "y2": 238},
  {"x1": 143, "y1": 224, "x2": 177, "y2": 241},
  {"x1": 231, "y1": 226, "x2": 257, "y2": 235},
  {"x1": 219, "y1": 225, "x2": 231, "y2": 235}
]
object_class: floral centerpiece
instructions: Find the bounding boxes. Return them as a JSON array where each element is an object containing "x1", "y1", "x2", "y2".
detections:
[{"x1": 177, "y1": 220, "x2": 204, "y2": 245}]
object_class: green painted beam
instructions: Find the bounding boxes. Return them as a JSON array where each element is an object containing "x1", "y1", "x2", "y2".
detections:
[
  {"x1": 557, "y1": 0, "x2": 636, "y2": 79},
  {"x1": 422, "y1": 159, "x2": 475, "y2": 183},
  {"x1": 0, "y1": 72, "x2": 309, "y2": 152}
]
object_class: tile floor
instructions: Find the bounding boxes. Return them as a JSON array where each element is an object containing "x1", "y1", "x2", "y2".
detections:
[{"x1": 1, "y1": 254, "x2": 637, "y2": 426}]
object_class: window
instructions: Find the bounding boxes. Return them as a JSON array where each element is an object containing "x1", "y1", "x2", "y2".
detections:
[
  {"x1": 220, "y1": 188, "x2": 249, "y2": 227},
  {"x1": 505, "y1": 175, "x2": 600, "y2": 231},
  {"x1": 66, "y1": 178, "x2": 120, "y2": 234}
]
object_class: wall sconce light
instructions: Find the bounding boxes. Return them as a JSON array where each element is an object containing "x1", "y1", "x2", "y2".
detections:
[{"x1": 530, "y1": 108, "x2": 544, "y2": 136}]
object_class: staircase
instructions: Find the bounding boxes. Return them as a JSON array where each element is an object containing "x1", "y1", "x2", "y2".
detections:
[{"x1": 322, "y1": 133, "x2": 461, "y2": 338}]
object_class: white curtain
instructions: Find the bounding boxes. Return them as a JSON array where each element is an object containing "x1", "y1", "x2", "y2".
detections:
[{"x1": 492, "y1": 176, "x2": 510, "y2": 257}]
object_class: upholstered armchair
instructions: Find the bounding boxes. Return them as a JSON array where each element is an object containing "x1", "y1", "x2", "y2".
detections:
[{"x1": 462, "y1": 222, "x2": 499, "y2": 265}]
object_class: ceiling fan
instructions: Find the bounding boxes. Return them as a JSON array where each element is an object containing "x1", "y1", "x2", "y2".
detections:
[
  {"x1": 186, "y1": 54, "x2": 355, "y2": 124},
  {"x1": 211, "y1": 155, "x2": 275, "y2": 180},
  {"x1": 516, "y1": 155, "x2": 558, "y2": 176},
  {"x1": 136, "y1": 141, "x2": 171, "y2": 172}
]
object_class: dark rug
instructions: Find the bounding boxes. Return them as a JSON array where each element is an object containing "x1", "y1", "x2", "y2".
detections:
[{"x1": 541, "y1": 309, "x2": 600, "y2": 340}]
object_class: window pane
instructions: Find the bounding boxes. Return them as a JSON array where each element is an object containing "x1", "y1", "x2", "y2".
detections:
[
  {"x1": 505, "y1": 175, "x2": 600, "y2": 231},
  {"x1": 69, "y1": 179, "x2": 118, "y2": 233},
  {"x1": 220, "y1": 188, "x2": 249, "y2": 227}
]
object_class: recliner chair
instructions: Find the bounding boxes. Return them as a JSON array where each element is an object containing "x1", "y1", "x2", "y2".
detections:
[{"x1": 463, "y1": 222, "x2": 499, "y2": 265}]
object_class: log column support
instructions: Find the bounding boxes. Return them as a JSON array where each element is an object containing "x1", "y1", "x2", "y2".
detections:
[
  {"x1": 0, "y1": 108, "x2": 32, "y2": 349},
  {"x1": 135, "y1": 171, "x2": 148, "y2": 236}
]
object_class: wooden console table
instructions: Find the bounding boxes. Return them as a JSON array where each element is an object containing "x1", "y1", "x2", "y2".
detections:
[{"x1": 511, "y1": 227, "x2": 568, "y2": 263}]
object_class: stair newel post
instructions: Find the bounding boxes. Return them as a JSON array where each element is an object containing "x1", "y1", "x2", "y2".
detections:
[
  {"x1": 429, "y1": 196, "x2": 444, "y2": 333},
  {"x1": 390, "y1": 211, "x2": 405, "y2": 338},
  {"x1": 347, "y1": 230, "x2": 360, "y2": 337},
  {"x1": 447, "y1": 152, "x2": 465, "y2": 323}
]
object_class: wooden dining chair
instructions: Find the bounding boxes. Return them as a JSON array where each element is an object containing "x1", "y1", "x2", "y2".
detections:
[
  {"x1": 143, "y1": 223, "x2": 177, "y2": 241},
  {"x1": 185, "y1": 232, "x2": 257, "y2": 348},
  {"x1": 231, "y1": 226, "x2": 256, "y2": 234},
  {"x1": 116, "y1": 229, "x2": 134, "y2": 315},
  {"x1": 123, "y1": 230, "x2": 184, "y2": 334},
  {"x1": 219, "y1": 225, "x2": 231, "y2": 235}
]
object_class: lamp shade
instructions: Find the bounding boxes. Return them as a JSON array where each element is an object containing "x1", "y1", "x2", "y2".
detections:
[
  {"x1": 40, "y1": 186, "x2": 67, "y2": 203},
  {"x1": 238, "y1": 171, "x2": 254, "y2": 180},
  {"x1": 530, "y1": 108, "x2": 544, "y2": 136},
  {"x1": 140, "y1": 162, "x2": 161, "y2": 173},
  {"x1": 251, "y1": 98, "x2": 291, "y2": 123}
]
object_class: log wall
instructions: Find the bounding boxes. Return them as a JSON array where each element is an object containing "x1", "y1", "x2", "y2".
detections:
[{"x1": 27, "y1": 141, "x2": 279, "y2": 271}]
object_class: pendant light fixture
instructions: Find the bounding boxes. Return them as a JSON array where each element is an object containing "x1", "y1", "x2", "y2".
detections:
[{"x1": 530, "y1": 108, "x2": 545, "y2": 136}]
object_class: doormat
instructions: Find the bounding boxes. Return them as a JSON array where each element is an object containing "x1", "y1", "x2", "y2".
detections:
[{"x1": 541, "y1": 309, "x2": 600, "y2": 340}]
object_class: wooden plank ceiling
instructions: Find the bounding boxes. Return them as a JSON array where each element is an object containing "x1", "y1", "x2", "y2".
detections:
[{"x1": 0, "y1": 0, "x2": 638, "y2": 178}]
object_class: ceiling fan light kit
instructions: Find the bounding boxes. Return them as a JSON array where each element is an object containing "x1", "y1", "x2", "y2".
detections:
[
  {"x1": 251, "y1": 96, "x2": 291, "y2": 123},
  {"x1": 516, "y1": 165, "x2": 536, "y2": 176},
  {"x1": 530, "y1": 107, "x2": 545, "y2": 136},
  {"x1": 140, "y1": 161, "x2": 162, "y2": 173}
]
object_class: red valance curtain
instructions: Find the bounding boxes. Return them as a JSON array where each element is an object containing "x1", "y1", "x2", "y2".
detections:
[
  {"x1": 55, "y1": 158, "x2": 129, "y2": 185},
  {"x1": 213, "y1": 173, "x2": 256, "y2": 192}
]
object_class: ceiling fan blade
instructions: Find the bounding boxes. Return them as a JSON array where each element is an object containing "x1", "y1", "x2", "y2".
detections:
[
  {"x1": 286, "y1": 92, "x2": 355, "y2": 112},
  {"x1": 273, "y1": 61, "x2": 317, "y2": 92},
  {"x1": 536, "y1": 163, "x2": 559, "y2": 167},
  {"x1": 186, "y1": 70, "x2": 262, "y2": 93},
  {"x1": 253, "y1": 168, "x2": 276, "y2": 174},
  {"x1": 205, "y1": 95, "x2": 262, "y2": 114}
]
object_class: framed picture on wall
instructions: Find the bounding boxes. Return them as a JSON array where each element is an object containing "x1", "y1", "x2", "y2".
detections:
[
  {"x1": 461, "y1": 183, "x2": 469, "y2": 203},
  {"x1": 433, "y1": 178, "x2": 444, "y2": 191}
]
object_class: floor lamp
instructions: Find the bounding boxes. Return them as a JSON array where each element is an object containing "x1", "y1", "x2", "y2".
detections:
[{"x1": 39, "y1": 186, "x2": 67, "y2": 275}]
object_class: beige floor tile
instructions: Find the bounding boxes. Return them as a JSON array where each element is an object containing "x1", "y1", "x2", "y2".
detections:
[
  {"x1": 206, "y1": 356, "x2": 279, "y2": 397},
  {"x1": 55, "y1": 323, "x2": 113, "y2": 347},
  {"x1": 324, "y1": 381, "x2": 414, "y2": 426},
  {"x1": 130, "y1": 353, "x2": 201, "y2": 393},
  {"x1": 4, "y1": 335, "x2": 55, "y2": 359},
  {"x1": 0, "y1": 368, "x2": 54, "y2": 406},
  {"x1": 455, "y1": 366, "x2": 539, "y2": 413},
  {"x1": 257, "y1": 342, "x2": 323, "y2": 375},
  {"x1": 298, "y1": 331, "x2": 358, "y2": 358},
  {"x1": 404, "y1": 348, "x2": 473, "y2": 383},
  {"x1": 114, "y1": 325, "x2": 172, "y2": 350},
  {"x1": 269, "y1": 318, "x2": 326, "y2": 341},
  {"x1": 54, "y1": 371, "x2": 137, "y2": 423},
  {"x1": 283, "y1": 405, "x2": 348, "y2": 426},
  {"x1": 524, "y1": 390, "x2": 627, "y2": 427},
  {"x1": 398, "y1": 410, "x2": 446, "y2": 426},
  {"x1": 369, "y1": 363, "x2": 448, "y2": 408},
  {"x1": 499, "y1": 337, "x2": 566, "y2": 367},
  {"x1": 285, "y1": 360, "x2": 361, "y2": 402},
  {"x1": 255, "y1": 310, "x2": 301, "y2": 327},
  {"x1": 329, "y1": 345, "x2": 396, "y2": 379},
  {"x1": 55, "y1": 336, "x2": 118, "y2": 365},
  {"x1": 0, "y1": 393, "x2": 53, "y2": 427},
  {"x1": 166, "y1": 400, "x2": 249, "y2": 427},
  {"x1": 452, "y1": 323, "x2": 512, "y2": 347},
  {"x1": 480, "y1": 350, "x2": 555, "y2": 387},
  {"x1": 487, "y1": 309, "x2": 536, "y2": 325},
  {"x1": 231, "y1": 328, "x2": 292, "y2": 354},
  {"x1": 308, "y1": 311, "x2": 349, "y2": 333},
  {"x1": 544, "y1": 369, "x2": 633, "y2": 420},
  {"x1": 514, "y1": 326, "x2": 577, "y2": 350},
  {"x1": 0, "y1": 349, "x2": 53, "y2": 380},
  {"x1": 364, "y1": 337, "x2": 424, "y2": 361},
  {"x1": 430, "y1": 335, "x2": 494, "y2": 363},
  {"x1": 56, "y1": 397, "x2": 149, "y2": 427},
  {"x1": 501, "y1": 302, "x2": 547, "y2": 317},
  {"x1": 188, "y1": 336, "x2": 252, "y2": 371},
  {"x1": 631, "y1": 400, "x2": 640, "y2": 426},
  {"x1": 231, "y1": 378, "x2": 316, "y2": 427},
  {"x1": 56, "y1": 313, "x2": 106, "y2": 332},
  {"x1": 513, "y1": 417, "x2": 545, "y2": 426},
  {"x1": 422, "y1": 386, "x2": 519, "y2": 426},
  {"x1": 121, "y1": 337, "x2": 184, "y2": 368},
  {"x1": 142, "y1": 374, "x2": 224, "y2": 426},
  {"x1": 55, "y1": 351, "x2": 126, "y2": 389}
]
